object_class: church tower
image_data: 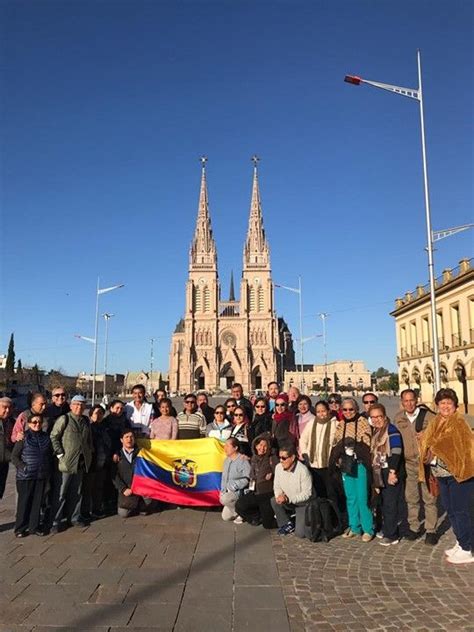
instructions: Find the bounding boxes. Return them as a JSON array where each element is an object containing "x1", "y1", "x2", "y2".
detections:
[
  {"x1": 169, "y1": 157, "x2": 293, "y2": 394},
  {"x1": 241, "y1": 156, "x2": 278, "y2": 390}
]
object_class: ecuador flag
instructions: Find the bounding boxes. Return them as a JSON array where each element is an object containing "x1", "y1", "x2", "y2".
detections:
[{"x1": 131, "y1": 438, "x2": 225, "y2": 506}]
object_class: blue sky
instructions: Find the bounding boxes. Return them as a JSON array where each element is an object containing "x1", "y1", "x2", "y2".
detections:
[{"x1": 1, "y1": 0, "x2": 472, "y2": 377}]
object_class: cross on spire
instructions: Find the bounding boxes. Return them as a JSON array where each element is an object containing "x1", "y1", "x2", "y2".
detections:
[
  {"x1": 200, "y1": 156, "x2": 208, "y2": 172},
  {"x1": 251, "y1": 155, "x2": 260, "y2": 172}
]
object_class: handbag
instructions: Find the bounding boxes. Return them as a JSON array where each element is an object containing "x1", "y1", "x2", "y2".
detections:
[
  {"x1": 372, "y1": 465, "x2": 384, "y2": 489},
  {"x1": 340, "y1": 452, "x2": 357, "y2": 476}
]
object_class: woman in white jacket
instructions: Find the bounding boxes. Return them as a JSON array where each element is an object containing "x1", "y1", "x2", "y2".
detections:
[{"x1": 299, "y1": 400, "x2": 338, "y2": 498}]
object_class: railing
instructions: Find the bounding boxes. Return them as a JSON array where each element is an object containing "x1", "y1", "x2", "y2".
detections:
[
  {"x1": 218, "y1": 301, "x2": 239, "y2": 317},
  {"x1": 394, "y1": 258, "x2": 472, "y2": 308},
  {"x1": 411, "y1": 345, "x2": 419, "y2": 356},
  {"x1": 451, "y1": 333, "x2": 461, "y2": 348},
  {"x1": 422, "y1": 341, "x2": 431, "y2": 354},
  {"x1": 400, "y1": 347, "x2": 409, "y2": 359}
]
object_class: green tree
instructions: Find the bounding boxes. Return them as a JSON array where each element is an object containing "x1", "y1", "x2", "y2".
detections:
[
  {"x1": 388, "y1": 373, "x2": 399, "y2": 393},
  {"x1": 32, "y1": 363, "x2": 41, "y2": 389},
  {"x1": 371, "y1": 366, "x2": 390, "y2": 379},
  {"x1": 5, "y1": 333, "x2": 15, "y2": 375}
]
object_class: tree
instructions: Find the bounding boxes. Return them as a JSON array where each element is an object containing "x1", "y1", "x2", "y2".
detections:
[
  {"x1": 388, "y1": 373, "x2": 399, "y2": 393},
  {"x1": 17, "y1": 359, "x2": 23, "y2": 372},
  {"x1": 32, "y1": 364, "x2": 41, "y2": 389},
  {"x1": 371, "y1": 366, "x2": 390, "y2": 379},
  {"x1": 5, "y1": 333, "x2": 15, "y2": 376}
]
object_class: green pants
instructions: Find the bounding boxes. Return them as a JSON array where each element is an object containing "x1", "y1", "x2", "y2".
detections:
[{"x1": 342, "y1": 462, "x2": 374, "y2": 535}]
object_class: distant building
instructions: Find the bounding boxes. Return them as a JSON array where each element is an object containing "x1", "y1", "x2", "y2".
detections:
[
  {"x1": 76, "y1": 373, "x2": 125, "y2": 397},
  {"x1": 284, "y1": 360, "x2": 371, "y2": 393},
  {"x1": 124, "y1": 371, "x2": 168, "y2": 395},
  {"x1": 168, "y1": 159, "x2": 295, "y2": 395},
  {"x1": 391, "y1": 257, "x2": 473, "y2": 414}
]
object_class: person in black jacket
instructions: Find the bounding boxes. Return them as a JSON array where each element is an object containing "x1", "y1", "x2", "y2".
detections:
[
  {"x1": 114, "y1": 429, "x2": 155, "y2": 518},
  {"x1": 248, "y1": 397, "x2": 272, "y2": 444},
  {"x1": 11, "y1": 414, "x2": 52, "y2": 537},
  {"x1": 82, "y1": 405, "x2": 112, "y2": 520},
  {"x1": 231, "y1": 383, "x2": 253, "y2": 422},
  {"x1": 103, "y1": 399, "x2": 131, "y2": 513}
]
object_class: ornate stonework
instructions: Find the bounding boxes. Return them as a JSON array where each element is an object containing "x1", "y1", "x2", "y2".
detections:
[{"x1": 169, "y1": 159, "x2": 294, "y2": 394}]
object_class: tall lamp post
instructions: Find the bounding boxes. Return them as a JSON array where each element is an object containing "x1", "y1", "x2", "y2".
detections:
[
  {"x1": 344, "y1": 50, "x2": 443, "y2": 391},
  {"x1": 275, "y1": 276, "x2": 304, "y2": 391},
  {"x1": 103, "y1": 313, "x2": 114, "y2": 400},
  {"x1": 318, "y1": 313, "x2": 329, "y2": 396},
  {"x1": 92, "y1": 278, "x2": 124, "y2": 404}
]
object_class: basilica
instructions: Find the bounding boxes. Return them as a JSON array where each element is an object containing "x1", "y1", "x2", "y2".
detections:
[{"x1": 168, "y1": 158, "x2": 295, "y2": 394}]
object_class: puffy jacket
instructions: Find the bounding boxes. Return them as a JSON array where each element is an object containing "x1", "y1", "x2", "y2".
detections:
[
  {"x1": 50, "y1": 413, "x2": 93, "y2": 474},
  {"x1": 12, "y1": 430, "x2": 52, "y2": 480}
]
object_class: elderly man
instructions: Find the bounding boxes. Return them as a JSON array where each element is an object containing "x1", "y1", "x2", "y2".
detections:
[
  {"x1": 11, "y1": 392, "x2": 49, "y2": 442},
  {"x1": 196, "y1": 392, "x2": 215, "y2": 425},
  {"x1": 50, "y1": 395, "x2": 93, "y2": 531},
  {"x1": 0, "y1": 397, "x2": 14, "y2": 499},
  {"x1": 271, "y1": 443, "x2": 312, "y2": 538},
  {"x1": 288, "y1": 386, "x2": 301, "y2": 414},
  {"x1": 46, "y1": 387, "x2": 70, "y2": 421},
  {"x1": 394, "y1": 388, "x2": 438, "y2": 545}
]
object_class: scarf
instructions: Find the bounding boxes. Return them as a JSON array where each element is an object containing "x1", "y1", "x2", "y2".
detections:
[
  {"x1": 308, "y1": 416, "x2": 332, "y2": 468},
  {"x1": 371, "y1": 422, "x2": 391, "y2": 464},
  {"x1": 419, "y1": 412, "x2": 474, "y2": 483}
]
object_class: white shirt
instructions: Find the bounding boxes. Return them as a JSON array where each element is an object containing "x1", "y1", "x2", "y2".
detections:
[
  {"x1": 125, "y1": 402, "x2": 154, "y2": 436},
  {"x1": 406, "y1": 408, "x2": 420, "y2": 424}
]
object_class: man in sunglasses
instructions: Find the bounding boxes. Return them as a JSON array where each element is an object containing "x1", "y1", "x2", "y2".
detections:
[
  {"x1": 46, "y1": 387, "x2": 70, "y2": 422},
  {"x1": 271, "y1": 444, "x2": 312, "y2": 537},
  {"x1": 176, "y1": 394, "x2": 207, "y2": 439},
  {"x1": 361, "y1": 393, "x2": 378, "y2": 420}
]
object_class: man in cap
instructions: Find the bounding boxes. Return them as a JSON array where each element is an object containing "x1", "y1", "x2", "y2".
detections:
[{"x1": 50, "y1": 395, "x2": 93, "y2": 531}]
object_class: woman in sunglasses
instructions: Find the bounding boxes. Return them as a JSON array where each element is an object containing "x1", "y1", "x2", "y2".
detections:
[
  {"x1": 249, "y1": 397, "x2": 272, "y2": 442},
  {"x1": 229, "y1": 406, "x2": 251, "y2": 456},
  {"x1": 329, "y1": 397, "x2": 374, "y2": 541},
  {"x1": 206, "y1": 405, "x2": 232, "y2": 442},
  {"x1": 11, "y1": 414, "x2": 52, "y2": 537},
  {"x1": 271, "y1": 394, "x2": 297, "y2": 452},
  {"x1": 224, "y1": 398, "x2": 238, "y2": 424}
]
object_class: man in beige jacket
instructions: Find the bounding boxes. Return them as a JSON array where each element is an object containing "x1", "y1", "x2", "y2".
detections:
[{"x1": 394, "y1": 389, "x2": 439, "y2": 545}]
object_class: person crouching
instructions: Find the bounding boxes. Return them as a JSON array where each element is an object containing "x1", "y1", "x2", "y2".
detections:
[
  {"x1": 219, "y1": 437, "x2": 251, "y2": 523},
  {"x1": 12, "y1": 414, "x2": 52, "y2": 537},
  {"x1": 114, "y1": 429, "x2": 155, "y2": 517}
]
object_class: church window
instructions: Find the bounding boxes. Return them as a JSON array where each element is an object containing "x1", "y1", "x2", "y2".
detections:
[
  {"x1": 249, "y1": 286, "x2": 256, "y2": 312},
  {"x1": 203, "y1": 285, "x2": 210, "y2": 312},
  {"x1": 194, "y1": 285, "x2": 202, "y2": 312},
  {"x1": 257, "y1": 285, "x2": 264, "y2": 312}
]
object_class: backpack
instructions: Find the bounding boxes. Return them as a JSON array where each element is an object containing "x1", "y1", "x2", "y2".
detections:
[{"x1": 305, "y1": 496, "x2": 342, "y2": 543}]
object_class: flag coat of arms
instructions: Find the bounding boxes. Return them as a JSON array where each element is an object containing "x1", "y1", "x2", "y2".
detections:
[{"x1": 131, "y1": 437, "x2": 226, "y2": 506}]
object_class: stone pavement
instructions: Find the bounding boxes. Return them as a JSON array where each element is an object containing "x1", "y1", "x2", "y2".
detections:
[
  {"x1": 273, "y1": 529, "x2": 474, "y2": 632},
  {"x1": 0, "y1": 475, "x2": 289, "y2": 632},
  {"x1": 1, "y1": 472, "x2": 473, "y2": 632}
]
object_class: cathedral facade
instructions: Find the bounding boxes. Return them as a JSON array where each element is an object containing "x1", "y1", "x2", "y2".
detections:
[{"x1": 169, "y1": 159, "x2": 295, "y2": 394}]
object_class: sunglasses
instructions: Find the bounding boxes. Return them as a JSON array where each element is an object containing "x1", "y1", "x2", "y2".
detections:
[
  {"x1": 28, "y1": 420, "x2": 42, "y2": 425},
  {"x1": 279, "y1": 455, "x2": 291, "y2": 461},
  {"x1": 184, "y1": 400, "x2": 195, "y2": 404},
  {"x1": 275, "y1": 402, "x2": 287, "y2": 407},
  {"x1": 53, "y1": 394, "x2": 66, "y2": 398},
  {"x1": 234, "y1": 413, "x2": 244, "y2": 418},
  {"x1": 328, "y1": 400, "x2": 339, "y2": 404},
  {"x1": 342, "y1": 408, "x2": 355, "y2": 412},
  {"x1": 255, "y1": 404, "x2": 266, "y2": 409},
  {"x1": 215, "y1": 411, "x2": 225, "y2": 415},
  {"x1": 364, "y1": 400, "x2": 376, "y2": 405},
  {"x1": 227, "y1": 405, "x2": 235, "y2": 408}
]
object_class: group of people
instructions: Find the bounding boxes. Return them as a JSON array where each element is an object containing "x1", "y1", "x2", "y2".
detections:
[{"x1": 0, "y1": 381, "x2": 472, "y2": 565}]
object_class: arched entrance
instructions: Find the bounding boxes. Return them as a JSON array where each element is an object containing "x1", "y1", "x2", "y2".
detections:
[
  {"x1": 252, "y1": 366, "x2": 262, "y2": 391},
  {"x1": 195, "y1": 367, "x2": 205, "y2": 390},
  {"x1": 220, "y1": 363, "x2": 235, "y2": 390}
]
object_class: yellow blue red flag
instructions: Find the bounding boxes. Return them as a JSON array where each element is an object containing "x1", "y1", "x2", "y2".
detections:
[{"x1": 131, "y1": 438, "x2": 225, "y2": 506}]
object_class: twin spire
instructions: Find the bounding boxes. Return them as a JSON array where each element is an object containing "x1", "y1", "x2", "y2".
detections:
[{"x1": 189, "y1": 156, "x2": 270, "y2": 272}]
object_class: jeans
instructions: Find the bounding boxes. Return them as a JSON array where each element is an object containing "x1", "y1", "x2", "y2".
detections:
[
  {"x1": 53, "y1": 470, "x2": 84, "y2": 526},
  {"x1": 438, "y1": 476, "x2": 474, "y2": 551},
  {"x1": 342, "y1": 462, "x2": 374, "y2": 535},
  {"x1": 270, "y1": 497, "x2": 309, "y2": 538},
  {"x1": 380, "y1": 469, "x2": 403, "y2": 541}
]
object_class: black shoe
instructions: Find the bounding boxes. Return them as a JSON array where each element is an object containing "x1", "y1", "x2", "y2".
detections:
[
  {"x1": 73, "y1": 519, "x2": 90, "y2": 528},
  {"x1": 15, "y1": 531, "x2": 28, "y2": 538},
  {"x1": 33, "y1": 529, "x2": 45, "y2": 536},
  {"x1": 91, "y1": 511, "x2": 105, "y2": 520},
  {"x1": 404, "y1": 529, "x2": 421, "y2": 541},
  {"x1": 425, "y1": 532, "x2": 439, "y2": 546}
]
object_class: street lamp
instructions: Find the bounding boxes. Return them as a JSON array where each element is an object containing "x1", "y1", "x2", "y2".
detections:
[
  {"x1": 344, "y1": 50, "x2": 443, "y2": 391},
  {"x1": 103, "y1": 313, "x2": 114, "y2": 400},
  {"x1": 92, "y1": 278, "x2": 124, "y2": 404},
  {"x1": 318, "y1": 313, "x2": 329, "y2": 397},
  {"x1": 275, "y1": 276, "x2": 304, "y2": 391}
]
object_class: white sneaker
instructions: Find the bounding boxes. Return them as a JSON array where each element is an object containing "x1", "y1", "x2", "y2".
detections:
[
  {"x1": 234, "y1": 516, "x2": 244, "y2": 524},
  {"x1": 444, "y1": 541, "x2": 460, "y2": 557},
  {"x1": 447, "y1": 548, "x2": 474, "y2": 565},
  {"x1": 375, "y1": 531, "x2": 384, "y2": 539}
]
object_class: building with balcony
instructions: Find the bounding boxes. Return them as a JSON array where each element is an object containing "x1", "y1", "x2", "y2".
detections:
[{"x1": 391, "y1": 258, "x2": 473, "y2": 414}]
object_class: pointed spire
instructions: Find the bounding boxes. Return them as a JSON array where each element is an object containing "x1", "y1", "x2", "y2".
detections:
[
  {"x1": 190, "y1": 156, "x2": 217, "y2": 270},
  {"x1": 244, "y1": 155, "x2": 270, "y2": 269},
  {"x1": 229, "y1": 270, "x2": 235, "y2": 301}
]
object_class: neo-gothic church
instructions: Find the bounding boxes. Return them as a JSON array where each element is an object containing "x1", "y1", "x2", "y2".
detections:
[{"x1": 169, "y1": 159, "x2": 294, "y2": 394}]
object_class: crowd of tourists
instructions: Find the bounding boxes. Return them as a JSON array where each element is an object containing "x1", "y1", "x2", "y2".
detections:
[{"x1": 0, "y1": 381, "x2": 472, "y2": 565}]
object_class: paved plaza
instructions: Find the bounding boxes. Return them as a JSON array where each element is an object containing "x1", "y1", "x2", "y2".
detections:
[{"x1": 0, "y1": 471, "x2": 473, "y2": 632}]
